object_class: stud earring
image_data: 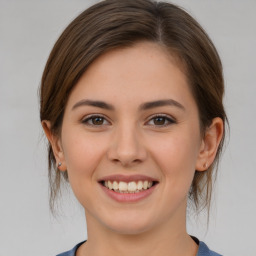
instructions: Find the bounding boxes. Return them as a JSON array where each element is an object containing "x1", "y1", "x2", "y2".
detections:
[
  {"x1": 203, "y1": 163, "x2": 208, "y2": 169},
  {"x1": 57, "y1": 162, "x2": 62, "y2": 167}
]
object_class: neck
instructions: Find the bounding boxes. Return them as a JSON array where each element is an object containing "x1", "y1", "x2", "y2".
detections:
[{"x1": 77, "y1": 208, "x2": 198, "y2": 256}]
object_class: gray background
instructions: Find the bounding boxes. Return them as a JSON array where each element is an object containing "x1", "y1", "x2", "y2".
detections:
[{"x1": 0, "y1": 0, "x2": 256, "y2": 255}]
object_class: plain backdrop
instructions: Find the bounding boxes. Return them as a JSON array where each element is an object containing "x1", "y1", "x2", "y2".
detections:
[{"x1": 1, "y1": 0, "x2": 256, "y2": 255}]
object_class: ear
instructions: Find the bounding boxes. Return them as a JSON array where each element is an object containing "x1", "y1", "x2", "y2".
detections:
[
  {"x1": 196, "y1": 117, "x2": 224, "y2": 171},
  {"x1": 41, "y1": 120, "x2": 66, "y2": 171}
]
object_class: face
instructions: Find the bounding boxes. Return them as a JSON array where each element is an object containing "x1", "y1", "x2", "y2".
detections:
[{"x1": 55, "y1": 42, "x2": 206, "y2": 235}]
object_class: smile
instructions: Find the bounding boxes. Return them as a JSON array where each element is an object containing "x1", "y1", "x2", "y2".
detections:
[
  {"x1": 103, "y1": 180, "x2": 154, "y2": 193},
  {"x1": 99, "y1": 175, "x2": 158, "y2": 202}
]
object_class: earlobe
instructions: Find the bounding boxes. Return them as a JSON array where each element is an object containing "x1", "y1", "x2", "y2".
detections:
[
  {"x1": 196, "y1": 117, "x2": 224, "y2": 171},
  {"x1": 41, "y1": 120, "x2": 66, "y2": 171}
]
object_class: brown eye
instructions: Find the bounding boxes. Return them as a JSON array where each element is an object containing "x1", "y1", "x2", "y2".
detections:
[
  {"x1": 82, "y1": 115, "x2": 110, "y2": 126},
  {"x1": 153, "y1": 117, "x2": 166, "y2": 125},
  {"x1": 92, "y1": 117, "x2": 104, "y2": 125},
  {"x1": 147, "y1": 115, "x2": 176, "y2": 127}
]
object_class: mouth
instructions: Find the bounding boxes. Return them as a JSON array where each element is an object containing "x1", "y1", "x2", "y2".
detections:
[
  {"x1": 100, "y1": 180, "x2": 158, "y2": 193},
  {"x1": 98, "y1": 175, "x2": 159, "y2": 202},
  {"x1": 98, "y1": 174, "x2": 159, "y2": 194}
]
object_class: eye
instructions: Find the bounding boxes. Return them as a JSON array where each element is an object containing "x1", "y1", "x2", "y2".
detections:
[
  {"x1": 146, "y1": 115, "x2": 176, "y2": 127},
  {"x1": 82, "y1": 115, "x2": 110, "y2": 126}
]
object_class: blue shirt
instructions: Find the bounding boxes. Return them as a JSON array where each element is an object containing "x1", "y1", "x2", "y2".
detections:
[{"x1": 56, "y1": 239, "x2": 222, "y2": 256}]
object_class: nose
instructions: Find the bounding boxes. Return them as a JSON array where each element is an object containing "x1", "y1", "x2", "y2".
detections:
[{"x1": 107, "y1": 123, "x2": 147, "y2": 167}]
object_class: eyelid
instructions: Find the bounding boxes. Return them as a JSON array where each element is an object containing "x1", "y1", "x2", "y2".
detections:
[
  {"x1": 145, "y1": 114, "x2": 176, "y2": 126},
  {"x1": 81, "y1": 114, "x2": 111, "y2": 126},
  {"x1": 80, "y1": 113, "x2": 176, "y2": 127}
]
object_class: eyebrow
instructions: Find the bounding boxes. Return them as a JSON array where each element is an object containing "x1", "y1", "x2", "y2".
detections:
[
  {"x1": 72, "y1": 99, "x2": 114, "y2": 111},
  {"x1": 72, "y1": 99, "x2": 185, "y2": 111},
  {"x1": 139, "y1": 99, "x2": 185, "y2": 111}
]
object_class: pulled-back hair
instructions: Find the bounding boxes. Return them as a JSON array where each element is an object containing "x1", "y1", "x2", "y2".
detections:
[{"x1": 40, "y1": 0, "x2": 227, "y2": 214}]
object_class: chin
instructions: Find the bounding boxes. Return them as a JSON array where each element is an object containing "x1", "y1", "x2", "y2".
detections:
[{"x1": 101, "y1": 213, "x2": 157, "y2": 236}]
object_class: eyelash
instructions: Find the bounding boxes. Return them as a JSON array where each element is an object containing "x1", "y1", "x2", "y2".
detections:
[
  {"x1": 146, "y1": 114, "x2": 176, "y2": 127},
  {"x1": 81, "y1": 114, "x2": 176, "y2": 127},
  {"x1": 81, "y1": 114, "x2": 110, "y2": 126}
]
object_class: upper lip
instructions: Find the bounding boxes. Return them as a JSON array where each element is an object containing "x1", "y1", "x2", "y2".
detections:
[{"x1": 98, "y1": 174, "x2": 158, "y2": 183}]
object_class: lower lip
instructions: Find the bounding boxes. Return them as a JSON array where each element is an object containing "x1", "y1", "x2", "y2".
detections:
[{"x1": 100, "y1": 184, "x2": 157, "y2": 203}]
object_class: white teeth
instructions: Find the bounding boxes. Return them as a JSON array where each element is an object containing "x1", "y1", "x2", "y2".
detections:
[
  {"x1": 143, "y1": 181, "x2": 148, "y2": 190},
  {"x1": 103, "y1": 180, "x2": 154, "y2": 193},
  {"x1": 107, "y1": 181, "x2": 113, "y2": 190},
  {"x1": 137, "y1": 181, "x2": 143, "y2": 190},
  {"x1": 119, "y1": 181, "x2": 128, "y2": 192},
  {"x1": 128, "y1": 181, "x2": 137, "y2": 192},
  {"x1": 113, "y1": 181, "x2": 118, "y2": 190}
]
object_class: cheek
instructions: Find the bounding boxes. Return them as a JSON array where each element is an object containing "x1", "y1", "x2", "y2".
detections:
[
  {"x1": 61, "y1": 130, "x2": 106, "y2": 183},
  {"x1": 149, "y1": 129, "x2": 201, "y2": 189},
  {"x1": 60, "y1": 130, "x2": 110, "y2": 208}
]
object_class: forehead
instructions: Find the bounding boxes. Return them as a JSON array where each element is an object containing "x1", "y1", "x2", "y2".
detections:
[
  {"x1": 65, "y1": 41, "x2": 194, "y2": 111},
  {"x1": 87, "y1": 41, "x2": 186, "y2": 82}
]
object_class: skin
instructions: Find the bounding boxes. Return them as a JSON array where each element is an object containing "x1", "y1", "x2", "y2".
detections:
[{"x1": 43, "y1": 42, "x2": 223, "y2": 256}]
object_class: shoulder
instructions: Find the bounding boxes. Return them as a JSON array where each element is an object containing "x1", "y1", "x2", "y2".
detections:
[
  {"x1": 56, "y1": 241, "x2": 85, "y2": 256},
  {"x1": 56, "y1": 239, "x2": 222, "y2": 256},
  {"x1": 197, "y1": 240, "x2": 222, "y2": 256}
]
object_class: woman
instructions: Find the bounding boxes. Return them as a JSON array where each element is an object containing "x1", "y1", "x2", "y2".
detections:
[{"x1": 40, "y1": 0, "x2": 226, "y2": 255}]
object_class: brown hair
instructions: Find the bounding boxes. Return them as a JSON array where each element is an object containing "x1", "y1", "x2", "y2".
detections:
[{"x1": 40, "y1": 0, "x2": 227, "y2": 213}]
